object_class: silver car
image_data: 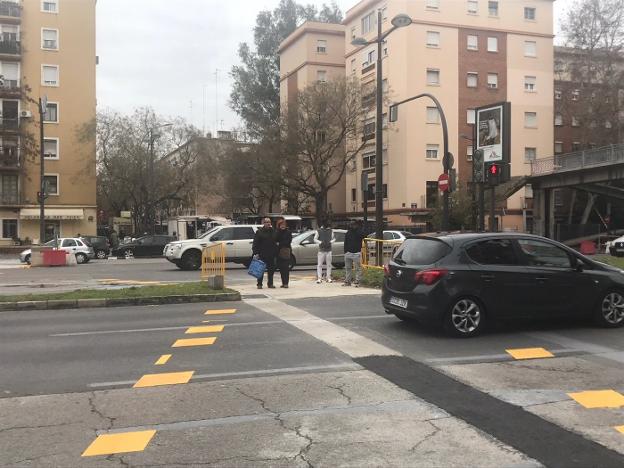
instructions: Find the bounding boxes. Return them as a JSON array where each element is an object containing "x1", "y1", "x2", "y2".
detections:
[
  {"x1": 19, "y1": 238, "x2": 95, "y2": 264},
  {"x1": 290, "y1": 229, "x2": 346, "y2": 270}
]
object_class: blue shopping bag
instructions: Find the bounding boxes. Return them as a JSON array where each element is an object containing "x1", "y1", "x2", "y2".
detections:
[{"x1": 247, "y1": 258, "x2": 266, "y2": 279}]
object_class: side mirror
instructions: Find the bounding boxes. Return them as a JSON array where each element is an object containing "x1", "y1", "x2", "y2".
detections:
[{"x1": 573, "y1": 258, "x2": 584, "y2": 272}]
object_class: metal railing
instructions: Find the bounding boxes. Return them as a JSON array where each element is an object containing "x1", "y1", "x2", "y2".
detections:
[
  {"x1": 361, "y1": 238, "x2": 403, "y2": 270},
  {"x1": 0, "y1": 193, "x2": 19, "y2": 205},
  {"x1": 0, "y1": 40, "x2": 20, "y2": 55},
  {"x1": 531, "y1": 143, "x2": 624, "y2": 176},
  {"x1": 0, "y1": 148, "x2": 18, "y2": 167},
  {"x1": 201, "y1": 242, "x2": 225, "y2": 286}
]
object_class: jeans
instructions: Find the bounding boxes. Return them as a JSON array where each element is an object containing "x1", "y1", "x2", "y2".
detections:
[
  {"x1": 258, "y1": 257, "x2": 275, "y2": 287},
  {"x1": 344, "y1": 252, "x2": 362, "y2": 284},
  {"x1": 317, "y1": 251, "x2": 332, "y2": 280}
]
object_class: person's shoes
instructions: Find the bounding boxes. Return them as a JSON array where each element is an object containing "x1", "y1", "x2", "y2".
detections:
[
  {"x1": 268, "y1": 285, "x2": 276, "y2": 289},
  {"x1": 354, "y1": 282, "x2": 360, "y2": 288},
  {"x1": 257, "y1": 285, "x2": 263, "y2": 289},
  {"x1": 316, "y1": 279, "x2": 322, "y2": 284},
  {"x1": 327, "y1": 278, "x2": 333, "y2": 283},
  {"x1": 342, "y1": 282, "x2": 351, "y2": 287},
  {"x1": 281, "y1": 285, "x2": 289, "y2": 288}
]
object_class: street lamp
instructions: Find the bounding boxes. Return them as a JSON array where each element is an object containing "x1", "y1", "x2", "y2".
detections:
[
  {"x1": 147, "y1": 123, "x2": 172, "y2": 234},
  {"x1": 351, "y1": 12, "x2": 412, "y2": 264}
]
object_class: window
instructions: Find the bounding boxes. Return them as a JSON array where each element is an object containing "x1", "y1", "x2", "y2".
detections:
[
  {"x1": 488, "y1": 0, "x2": 498, "y2": 16},
  {"x1": 351, "y1": 188, "x2": 357, "y2": 202},
  {"x1": 233, "y1": 227, "x2": 255, "y2": 240},
  {"x1": 43, "y1": 138, "x2": 58, "y2": 159},
  {"x1": 572, "y1": 116, "x2": 580, "y2": 127},
  {"x1": 524, "y1": 75, "x2": 536, "y2": 92},
  {"x1": 517, "y1": 239, "x2": 571, "y2": 268},
  {"x1": 524, "y1": 41, "x2": 537, "y2": 57},
  {"x1": 467, "y1": 146, "x2": 473, "y2": 161},
  {"x1": 487, "y1": 37, "x2": 498, "y2": 52},
  {"x1": 363, "y1": 49, "x2": 375, "y2": 67},
  {"x1": 524, "y1": 7, "x2": 536, "y2": 20},
  {"x1": 467, "y1": 72, "x2": 478, "y2": 88},
  {"x1": 363, "y1": 117, "x2": 375, "y2": 139},
  {"x1": 317, "y1": 70, "x2": 327, "y2": 82},
  {"x1": 524, "y1": 147, "x2": 536, "y2": 161},
  {"x1": 467, "y1": 108, "x2": 475, "y2": 124},
  {"x1": 426, "y1": 144, "x2": 439, "y2": 159},
  {"x1": 572, "y1": 141, "x2": 581, "y2": 151},
  {"x1": 2, "y1": 219, "x2": 16, "y2": 239},
  {"x1": 466, "y1": 239, "x2": 518, "y2": 265},
  {"x1": 361, "y1": 11, "x2": 375, "y2": 35},
  {"x1": 362, "y1": 152, "x2": 376, "y2": 169},
  {"x1": 555, "y1": 89, "x2": 562, "y2": 100},
  {"x1": 425, "y1": 181, "x2": 438, "y2": 208},
  {"x1": 43, "y1": 174, "x2": 58, "y2": 195},
  {"x1": 62, "y1": 239, "x2": 77, "y2": 247},
  {"x1": 367, "y1": 183, "x2": 376, "y2": 201},
  {"x1": 571, "y1": 89, "x2": 579, "y2": 100},
  {"x1": 316, "y1": 40, "x2": 327, "y2": 54},
  {"x1": 487, "y1": 73, "x2": 498, "y2": 89},
  {"x1": 211, "y1": 227, "x2": 235, "y2": 241},
  {"x1": 554, "y1": 142, "x2": 563, "y2": 154},
  {"x1": 42, "y1": 0, "x2": 57, "y2": 13},
  {"x1": 524, "y1": 112, "x2": 537, "y2": 128},
  {"x1": 382, "y1": 78, "x2": 389, "y2": 93},
  {"x1": 42, "y1": 65, "x2": 59, "y2": 86},
  {"x1": 426, "y1": 31, "x2": 440, "y2": 47},
  {"x1": 382, "y1": 184, "x2": 388, "y2": 199},
  {"x1": 467, "y1": 0, "x2": 478, "y2": 14},
  {"x1": 0, "y1": 174, "x2": 17, "y2": 203},
  {"x1": 44, "y1": 102, "x2": 58, "y2": 122},
  {"x1": 554, "y1": 113, "x2": 563, "y2": 126},
  {"x1": 382, "y1": 112, "x2": 388, "y2": 127},
  {"x1": 426, "y1": 0, "x2": 439, "y2": 9},
  {"x1": 426, "y1": 68, "x2": 440, "y2": 85},
  {"x1": 426, "y1": 106, "x2": 440, "y2": 124},
  {"x1": 0, "y1": 62, "x2": 19, "y2": 88},
  {"x1": 467, "y1": 35, "x2": 478, "y2": 50},
  {"x1": 42, "y1": 29, "x2": 58, "y2": 50}
]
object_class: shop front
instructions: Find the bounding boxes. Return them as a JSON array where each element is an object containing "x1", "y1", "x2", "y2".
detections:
[{"x1": 18, "y1": 207, "x2": 97, "y2": 244}]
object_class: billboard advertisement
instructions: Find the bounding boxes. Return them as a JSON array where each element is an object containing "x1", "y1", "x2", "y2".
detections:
[{"x1": 477, "y1": 104, "x2": 503, "y2": 162}]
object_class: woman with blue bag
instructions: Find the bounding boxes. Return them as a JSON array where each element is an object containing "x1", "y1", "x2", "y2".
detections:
[{"x1": 251, "y1": 218, "x2": 278, "y2": 289}]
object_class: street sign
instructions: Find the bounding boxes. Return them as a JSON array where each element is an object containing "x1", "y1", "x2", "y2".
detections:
[{"x1": 438, "y1": 173, "x2": 450, "y2": 192}]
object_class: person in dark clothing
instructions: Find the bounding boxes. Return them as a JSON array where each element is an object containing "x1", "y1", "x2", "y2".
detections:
[
  {"x1": 252, "y1": 217, "x2": 277, "y2": 289},
  {"x1": 343, "y1": 220, "x2": 366, "y2": 286},
  {"x1": 275, "y1": 217, "x2": 292, "y2": 288}
]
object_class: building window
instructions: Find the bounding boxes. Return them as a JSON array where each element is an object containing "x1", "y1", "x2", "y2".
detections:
[
  {"x1": 367, "y1": 184, "x2": 376, "y2": 201},
  {"x1": 554, "y1": 142, "x2": 563, "y2": 154},
  {"x1": 572, "y1": 116, "x2": 580, "y2": 127},
  {"x1": 555, "y1": 89, "x2": 562, "y2": 100},
  {"x1": 41, "y1": 65, "x2": 59, "y2": 86},
  {"x1": 362, "y1": 49, "x2": 375, "y2": 67},
  {"x1": 426, "y1": 31, "x2": 440, "y2": 47},
  {"x1": 2, "y1": 219, "x2": 17, "y2": 239},
  {"x1": 0, "y1": 62, "x2": 19, "y2": 88},
  {"x1": 0, "y1": 174, "x2": 17, "y2": 203},
  {"x1": 467, "y1": 0, "x2": 478, "y2": 14},
  {"x1": 42, "y1": 0, "x2": 58, "y2": 13},
  {"x1": 43, "y1": 174, "x2": 59, "y2": 195},
  {"x1": 426, "y1": 0, "x2": 439, "y2": 10},
  {"x1": 317, "y1": 70, "x2": 327, "y2": 82},
  {"x1": 316, "y1": 40, "x2": 327, "y2": 54},
  {"x1": 487, "y1": 37, "x2": 498, "y2": 52},
  {"x1": 571, "y1": 89, "x2": 580, "y2": 100},
  {"x1": 487, "y1": 73, "x2": 498, "y2": 89},
  {"x1": 524, "y1": 41, "x2": 537, "y2": 57},
  {"x1": 43, "y1": 138, "x2": 58, "y2": 159},
  {"x1": 488, "y1": 0, "x2": 498, "y2": 16},
  {"x1": 426, "y1": 144, "x2": 439, "y2": 159},
  {"x1": 426, "y1": 106, "x2": 440, "y2": 124},
  {"x1": 382, "y1": 78, "x2": 389, "y2": 93},
  {"x1": 524, "y1": 75, "x2": 536, "y2": 92},
  {"x1": 467, "y1": 108, "x2": 475, "y2": 124},
  {"x1": 467, "y1": 146, "x2": 473, "y2": 161},
  {"x1": 467, "y1": 34, "x2": 478, "y2": 50},
  {"x1": 42, "y1": 29, "x2": 58, "y2": 50},
  {"x1": 554, "y1": 113, "x2": 563, "y2": 126},
  {"x1": 524, "y1": 147, "x2": 536, "y2": 162},
  {"x1": 43, "y1": 102, "x2": 58, "y2": 122},
  {"x1": 361, "y1": 11, "x2": 375, "y2": 35},
  {"x1": 426, "y1": 181, "x2": 438, "y2": 208},
  {"x1": 572, "y1": 141, "x2": 581, "y2": 151},
  {"x1": 362, "y1": 152, "x2": 376, "y2": 169},
  {"x1": 524, "y1": 7, "x2": 536, "y2": 20},
  {"x1": 467, "y1": 72, "x2": 478, "y2": 88},
  {"x1": 426, "y1": 68, "x2": 440, "y2": 85},
  {"x1": 524, "y1": 112, "x2": 537, "y2": 128},
  {"x1": 351, "y1": 188, "x2": 357, "y2": 202}
]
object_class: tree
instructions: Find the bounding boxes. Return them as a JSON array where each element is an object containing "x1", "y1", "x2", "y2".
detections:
[{"x1": 281, "y1": 78, "x2": 367, "y2": 223}]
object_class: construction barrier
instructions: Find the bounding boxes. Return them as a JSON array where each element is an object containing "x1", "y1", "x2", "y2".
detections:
[
  {"x1": 361, "y1": 238, "x2": 403, "y2": 270},
  {"x1": 201, "y1": 242, "x2": 226, "y2": 289}
]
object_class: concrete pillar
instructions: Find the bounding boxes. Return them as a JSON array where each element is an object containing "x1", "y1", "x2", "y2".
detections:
[
  {"x1": 547, "y1": 188, "x2": 556, "y2": 240},
  {"x1": 533, "y1": 187, "x2": 545, "y2": 237}
]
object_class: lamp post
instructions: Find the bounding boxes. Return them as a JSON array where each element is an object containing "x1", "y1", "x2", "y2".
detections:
[
  {"x1": 147, "y1": 123, "x2": 172, "y2": 234},
  {"x1": 38, "y1": 96, "x2": 47, "y2": 244},
  {"x1": 352, "y1": 12, "x2": 412, "y2": 265}
]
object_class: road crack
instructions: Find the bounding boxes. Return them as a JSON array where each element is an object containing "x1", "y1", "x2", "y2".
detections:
[
  {"x1": 327, "y1": 382, "x2": 353, "y2": 405},
  {"x1": 409, "y1": 420, "x2": 442, "y2": 453},
  {"x1": 88, "y1": 392, "x2": 116, "y2": 433}
]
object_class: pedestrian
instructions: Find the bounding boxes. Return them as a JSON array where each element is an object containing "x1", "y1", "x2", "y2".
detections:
[
  {"x1": 316, "y1": 219, "x2": 333, "y2": 284},
  {"x1": 275, "y1": 217, "x2": 292, "y2": 288},
  {"x1": 76, "y1": 233, "x2": 81, "y2": 238},
  {"x1": 252, "y1": 217, "x2": 277, "y2": 289},
  {"x1": 343, "y1": 220, "x2": 366, "y2": 287},
  {"x1": 110, "y1": 229, "x2": 119, "y2": 250}
]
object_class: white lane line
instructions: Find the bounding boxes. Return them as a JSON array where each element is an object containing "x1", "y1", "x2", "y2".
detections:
[{"x1": 87, "y1": 363, "x2": 362, "y2": 388}]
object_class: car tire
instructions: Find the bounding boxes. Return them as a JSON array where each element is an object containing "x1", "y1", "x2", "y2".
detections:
[
  {"x1": 75, "y1": 253, "x2": 87, "y2": 264},
  {"x1": 123, "y1": 248, "x2": 134, "y2": 258},
  {"x1": 443, "y1": 297, "x2": 486, "y2": 338},
  {"x1": 594, "y1": 290, "x2": 624, "y2": 328},
  {"x1": 96, "y1": 249, "x2": 108, "y2": 259},
  {"x1": 181, "y1": 250, "x2": 202, "y2": 271},
  {"x1": 289, "y1": 254, "x2": 296, "y2": 271}
]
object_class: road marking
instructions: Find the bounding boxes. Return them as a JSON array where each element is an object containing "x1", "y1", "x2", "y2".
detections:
[
  {"x1": 133, "y1": 371, "x2": 194, "y2": 388},
  {"x1": 185, "y1": 325, "x2": 224, "y2": 334},
  {"x1": 568, "y1": 390, "x2": 624, "y2": 409},
  {"x1": 154, "y1": 354, "x2": 171, "y2": 365},
  {"x1": 172, "y1": 337, "x2": 216, "y2": 347},
  {"x1": 82, "y1": 430, "x2": 156, "y2": 457},
  {"x1": 615, "y1": 426, "x2": 624, "y2": 435},
  {"x1": 205, "y1": 308, "x2": 236, "y2": 315},
  {"x1": 426, "y1": 349, "x2": 575, "y2": 365},
  {"x1": 506, "y1": 347, "x2": 554, "y2": 360}
]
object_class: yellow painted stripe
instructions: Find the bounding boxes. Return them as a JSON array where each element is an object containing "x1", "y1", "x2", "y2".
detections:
[
  {"x1": 506, "y1": 347, "x2": 554, "y2": 360},
  {"x1": 185, "y1": 325, "x2": 224, "y2": 334},
  {"x1": 568, "y1": 390, "x2": 624, "y2": 409},
  {"x1": 82, "y1": 430, "x2": 156, "y2": 457},
  {"x1": 615, "y1": 426, "x2": 624, "y2": 435},
  {"x1": 154, "y1": 354, "x2": 172, "y2": 365},
  {"x1": 172, "y1": 337, "x2": 217, "y2": 347},
  {"x1": 133, "y1": 371, "x2": 194, "y2": 388},
  {"x1": 204, "y1": 308, "x2": 236, "y2": 315}
]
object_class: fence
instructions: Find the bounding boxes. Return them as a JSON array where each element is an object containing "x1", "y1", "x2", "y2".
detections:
[
  {"x1": 531, "y1": 143, "x2": 624, "y2": 176},
  {"x1": 361, "y1": 238, "x2": 403, "y2": 270},
  {"x1": 201, "y1": 242, "x2": 225, "y2": 288}
]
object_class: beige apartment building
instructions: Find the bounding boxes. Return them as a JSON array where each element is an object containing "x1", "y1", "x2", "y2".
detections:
[{"x1": 0, "y1": 0, "x2": 96, "y2": 245}]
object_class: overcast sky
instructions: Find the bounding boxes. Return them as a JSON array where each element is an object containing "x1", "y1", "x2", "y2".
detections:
[{"x1": 96, "y1": 0, "x2": 572, "y2": 135}]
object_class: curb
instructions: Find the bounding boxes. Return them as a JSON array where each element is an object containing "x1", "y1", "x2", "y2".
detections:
[{"x1": 0, "y1": 292, "x2": 241, "y2": 312}]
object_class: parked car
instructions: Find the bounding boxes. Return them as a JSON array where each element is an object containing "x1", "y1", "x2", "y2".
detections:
[
  {"x1": 112, "y1": 235, "x2": 175, "y2": 259},
  {"x1": 164, "y1": 225, "x2": 262, "y2": 270},
  {"x1": 382, "y1": 232, "x2": 624, "y2": 337},
  {"x1": 607, "y1": 235, "x2": 624, "y2": 256},
  {"x1": 290, "y1": 229, "x2": 346, "y2": 270},
  {"x1": 81, "y1": 235, "x2": 110, "y2": 259},
  {"x1": 19, "y1": 238, "x2": 95, "y2": 265}
]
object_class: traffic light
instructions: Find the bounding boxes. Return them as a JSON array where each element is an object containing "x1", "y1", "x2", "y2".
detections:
[
  {"x1": 472, "y1": 149, "x2": 484, "y2": 183},
  {"x1": 485, "y1": 162, "x2": 501, "y2": 186}
]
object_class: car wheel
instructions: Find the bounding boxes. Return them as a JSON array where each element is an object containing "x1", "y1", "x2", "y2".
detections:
[
  {"x1": 96, "y1": 249, "x2": 108, "y2": 259},
  {"x1": 181, "y1": 250, "x2": 202, "y2": 271},
  {"x1": 595, "y1": 291, "x2": 624, "y2": 328},
  {"x1": 75, "y1": 253, "x2": 87, "y2": 264},
  {"x1": 289, "y1": 254, "x2": 296, "y2": 271},
  {"x1": 124, "y1": 248, "x2": 134, "y2": 258},
  {"x1": 444, "y1": 297, "x2": 486, "y2": 337}
]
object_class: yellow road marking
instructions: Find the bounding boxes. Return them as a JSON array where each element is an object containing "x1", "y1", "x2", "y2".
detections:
[
  {"x1": 82, "y1": 430, "x2": 156, "y2": 457},
  {"x1": 506, "y1": 347, "x2": 554, "y2": 360},
  {"x1": 172, "y1": 337, "x2": 217, "y2": 347},
  {"x1": 568, "y1": 390, "x2": 624, "y2": 409},
  {"x1": 615, "y1": 426, "x2": 624, "y2": 435},
  {"x1": 154, "y1": 354, "x2": 171, "y2": 365},
  {"x1": 204, "y1": 308, "x2": 236, "y2": 315},
  {"x1": 185, "y1": 325, "x2": 224, "y2": 334},
  {"x1": 133, "y1": 371, "x2": 194, "y2": 388}
]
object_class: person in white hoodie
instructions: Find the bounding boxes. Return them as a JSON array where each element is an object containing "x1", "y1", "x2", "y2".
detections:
[{"x1": 316, "y1": 220, "x2": 333, "y2": 283}]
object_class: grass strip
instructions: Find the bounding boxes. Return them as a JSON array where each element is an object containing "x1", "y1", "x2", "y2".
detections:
[
  {"x1": 593, "y1": 255, "x2": 624, "y2": 269},
  {"x1": 332, "y1": 268, "x2": 385, "y2": 289}
]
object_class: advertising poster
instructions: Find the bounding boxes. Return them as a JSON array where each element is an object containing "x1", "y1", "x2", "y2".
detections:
[{"x1": 477, "y1": 104, "x2": 503, "y2": 162}]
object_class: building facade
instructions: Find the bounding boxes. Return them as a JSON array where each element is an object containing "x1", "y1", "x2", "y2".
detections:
[{"x1": 0, "y1": 0, "x2": 96, "y2": 245}]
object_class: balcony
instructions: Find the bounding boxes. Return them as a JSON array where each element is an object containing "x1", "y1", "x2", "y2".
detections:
[
  {"x1": 361, "y1": 91, "x2": 376, "y2": 108},
  {"x1": 0, "y1": 2, "x2": 21, "y2": 22},
  {"x1": 0, "y1": 39, "x2": 20, "y2": 58},
  {"x1": 0, "y1": 117, "x2": 18, "y2": 132},
  {"x1": 0, "y1": 146, "x2": 18, "y2": 169},
  {"x1": 362, "y1": 63, "x2": 375, "y2": 75},
  {"x1": 0, "y1": 80, "x2": 20, "y2": 98}
]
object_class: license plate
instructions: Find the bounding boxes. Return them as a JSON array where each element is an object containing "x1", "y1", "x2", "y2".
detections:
[{"x1": 389, "y1": 296, "x2": 408, "y2": 308}]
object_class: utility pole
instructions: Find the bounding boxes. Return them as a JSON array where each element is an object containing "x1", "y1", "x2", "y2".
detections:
[{"x1": 38, "y1": 96, "x2": 47, "y2": 244}]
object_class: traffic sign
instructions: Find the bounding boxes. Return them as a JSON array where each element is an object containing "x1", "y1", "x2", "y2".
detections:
[{"x1": 438, "y1": 173, "x2": 450, "y2": 192}]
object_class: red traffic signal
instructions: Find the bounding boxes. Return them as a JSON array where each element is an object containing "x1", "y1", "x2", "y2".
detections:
[
  {"x1": 488, "y1": 164, "x2": 500, "y2": 175},
  {"x1": 485, "y1": 163, "x2": 502, "y2": 186}
]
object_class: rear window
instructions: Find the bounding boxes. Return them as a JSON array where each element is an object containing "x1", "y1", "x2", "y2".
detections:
[{"x1": 393, "y1": 238, "x2": 451, "y2": 265}]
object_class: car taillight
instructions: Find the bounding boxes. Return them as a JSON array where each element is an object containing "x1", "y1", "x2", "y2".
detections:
[
  {"x1": 414, "y1": 269, "x2": 448, "y2": 285},
  {"x1": 383, "y1": 264, "x2": 390, "y2": 277}
]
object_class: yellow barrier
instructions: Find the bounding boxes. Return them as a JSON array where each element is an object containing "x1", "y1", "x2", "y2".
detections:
[
  {"x1": 361, "y1": 238, "x2": 403, "y2": 269},
  {"x1": 201, "y1": 243, "x2": 226, "y2": 287}
]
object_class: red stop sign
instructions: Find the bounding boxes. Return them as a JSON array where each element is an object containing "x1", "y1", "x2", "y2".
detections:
[{"x1": 438, "y1": 173, "x2": 450, "y2": 192}]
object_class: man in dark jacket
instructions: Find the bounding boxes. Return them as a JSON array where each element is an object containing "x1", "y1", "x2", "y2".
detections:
[
  {"x1": 343, "y1": 220, "x2": 366, "y2": 287},
  {"x1": 252, "y1": 218, "x2": 277, "y2": 289}
]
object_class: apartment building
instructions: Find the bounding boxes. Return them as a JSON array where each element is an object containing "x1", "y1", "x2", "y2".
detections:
[{"x1": 0, "y1": 0, "x2": 96, "y2": 245}]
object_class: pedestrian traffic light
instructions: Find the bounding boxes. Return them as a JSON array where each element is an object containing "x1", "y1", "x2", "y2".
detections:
[
  {"x1": 472, "y1": 149, "x2": 484, "y2": 183},
  {"x1": 485, "y1": 162, "x2": 501, "y2": 186}
]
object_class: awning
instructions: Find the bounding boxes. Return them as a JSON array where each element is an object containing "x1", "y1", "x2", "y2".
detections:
[{"x1": 20, "y1": 208, "x2": 84, "y2": 220}]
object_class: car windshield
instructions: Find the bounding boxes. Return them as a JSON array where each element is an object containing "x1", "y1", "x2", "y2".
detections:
[
  {"x1": 198, "y1": 227, "x2": 220, "y2": 239},
  {"x1": 394, "y1": 238, "x2": 452, "y2": 265}
]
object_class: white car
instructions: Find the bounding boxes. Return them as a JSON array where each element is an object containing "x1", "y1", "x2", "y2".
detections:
[
  {"x1": 164, "y1": 225, "x2": 262, "y2": 270},
  {"x1": 290, "y1": 229, "x2": 347, "y2": 270},
  {"x1": 607, "y1": 235, "x2": 624, "y2": 256},
  {"x1": 19, "y1": 238, "x2": 95, "y2": 264}
]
